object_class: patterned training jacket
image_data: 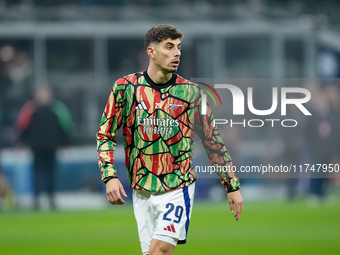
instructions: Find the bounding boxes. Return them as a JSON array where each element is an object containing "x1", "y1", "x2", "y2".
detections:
[{"x1": 96, "y1": 71, "x2": 240, "y2": 192}]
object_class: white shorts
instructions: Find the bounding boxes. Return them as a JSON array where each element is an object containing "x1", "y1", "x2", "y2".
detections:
[{"x1": 133, "y1": 183, "x2": 195, "y2": 255}]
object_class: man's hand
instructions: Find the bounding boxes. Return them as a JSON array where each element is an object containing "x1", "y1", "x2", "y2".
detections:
[
  {"x1": 227, "y1": 190, "x2": 243, "y2": 221},
  {"x1": 106, "y1": 178, "x2": 128, "y2": 205}
]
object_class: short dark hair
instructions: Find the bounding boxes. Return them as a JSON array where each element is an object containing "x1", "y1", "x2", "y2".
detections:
[{"x1": 144, "y1": 24, "x2": 183, "y2": 49}]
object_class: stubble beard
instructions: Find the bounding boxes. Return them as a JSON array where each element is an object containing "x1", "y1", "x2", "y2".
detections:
[
  {"x1": 165, "y1": 63, "x2": 179, "y2": 73},
  {"x1": 155, "y1": 59, "x2": 179, "y2": 74}
]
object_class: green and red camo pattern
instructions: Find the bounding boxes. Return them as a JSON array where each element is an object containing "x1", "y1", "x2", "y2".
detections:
[{"x1": 97, "y1": 72, "x2": 239, "y2": 192}]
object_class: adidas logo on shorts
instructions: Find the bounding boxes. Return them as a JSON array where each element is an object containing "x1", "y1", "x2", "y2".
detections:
[
  {"x1": 135, "y1": 101, "x2": 148, "y2": 110},
  {"x1": 163, "y1": 224, "x2": 176, "y2": 233}
]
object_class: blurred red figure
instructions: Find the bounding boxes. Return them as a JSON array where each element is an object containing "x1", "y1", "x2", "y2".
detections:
[{"x1": 17, "y1": 87, "x2": 72, "y2": 210}]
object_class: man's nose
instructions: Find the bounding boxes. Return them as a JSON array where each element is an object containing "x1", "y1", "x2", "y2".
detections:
[{"x1": 174, "y1": 48, "x2": 181, "y2": 57}]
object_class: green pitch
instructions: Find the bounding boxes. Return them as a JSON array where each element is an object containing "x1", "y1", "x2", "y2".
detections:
[{"x1": 0, "y1": 199, "x2": 339, "y2": 255}]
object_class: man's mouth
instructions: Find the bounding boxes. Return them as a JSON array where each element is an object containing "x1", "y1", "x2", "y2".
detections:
[{"x1": 171, "y1": 60, "x2": 180, "y2": 66}]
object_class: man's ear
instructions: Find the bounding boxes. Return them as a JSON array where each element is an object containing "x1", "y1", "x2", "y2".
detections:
[{"x1": 146, "y1": 46, "x2": 155, "y2": 58}]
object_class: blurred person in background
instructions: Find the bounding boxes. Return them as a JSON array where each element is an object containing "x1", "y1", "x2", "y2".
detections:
[
  {"x1": 0, "y1": 51, "x2": 13, "y2": 147},
  {"x1": 16, "y1": 86, "x2": 73, "y2": 210},
  {"x1": 281, "y1": 93, "x2": 307, "y2": 200},
  {"x1": 0, "y1": 63, "x2": 6, "y2": 149},
  {"x1": 0, "y1": 61, "x2": 15, "y2": 210},
  {"x1": 0, "y1": 45, "x2": 33, "y2": 147},
  {"x1": 0, "y1": 83, "x2": 15, "y2": 210},
  {"x1": 7, "y1": 50, "x2": 33, "y2": 104},
  {"x1": 323, "y1": 84, "x2": 340, "y2": 195},
  {"x1": 305, "y1": 85, "x2": 340, "y2": 205}
]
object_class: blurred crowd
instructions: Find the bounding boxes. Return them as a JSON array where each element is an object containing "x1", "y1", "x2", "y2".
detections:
[
  {"x1": 216, "y1": 81, "x2": 340, "y2": 204},
  {"x1": 0, "y1": 44, "x2": 33, "y2": 147},
  {"x1": 303, "y1": 83, "x2": 340, "y2": 202}
]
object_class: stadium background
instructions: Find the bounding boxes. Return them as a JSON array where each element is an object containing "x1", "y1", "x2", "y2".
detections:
[{"x1": 0, "y1": 1, "x2": 339, "y2": 254}]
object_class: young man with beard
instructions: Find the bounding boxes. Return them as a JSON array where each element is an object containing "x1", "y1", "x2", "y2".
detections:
[{"x1": 97, "y1": 24, "x2": 243, "y2": 255}]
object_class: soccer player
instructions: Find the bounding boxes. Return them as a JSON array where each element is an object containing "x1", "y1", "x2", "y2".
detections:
[{"x1": 97, "y1": 24, "x2": 243, "y2": 255}]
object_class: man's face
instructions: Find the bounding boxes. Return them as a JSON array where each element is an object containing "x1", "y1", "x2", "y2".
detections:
[{"x1": 149, "y1": 38, "x2": 182, "y2": 73}]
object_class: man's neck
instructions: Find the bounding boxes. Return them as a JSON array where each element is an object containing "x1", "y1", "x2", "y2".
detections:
[{"x1": 146, "y1": 66, "x2": 173, "y2": 84}]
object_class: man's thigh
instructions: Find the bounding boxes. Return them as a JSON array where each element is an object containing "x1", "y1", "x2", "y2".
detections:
[{"x1": 133, "y1": 183, "x2": 195, "y2": 254}]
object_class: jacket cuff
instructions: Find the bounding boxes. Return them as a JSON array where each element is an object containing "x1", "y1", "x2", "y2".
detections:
[
  {"x1": 103, "y1": 176, "x2": 118, "y2": 184},
  {"x1": 225, "y1": 178, "x2": 240, "y2": 192}
]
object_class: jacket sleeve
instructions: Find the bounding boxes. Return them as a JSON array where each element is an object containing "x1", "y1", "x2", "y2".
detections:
[
  {"x1": 52, "y1": 100, "x2": 73, "y2": 146},
  {"x1": 96, "y1": 82, "x2": 123, "y2": 183},
  {"x1": 16, "y1": 100, "x2": 36, "y2": 145},
  {"x1": 194, "y1": 90, "x2": 240, "y2": 192}
]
